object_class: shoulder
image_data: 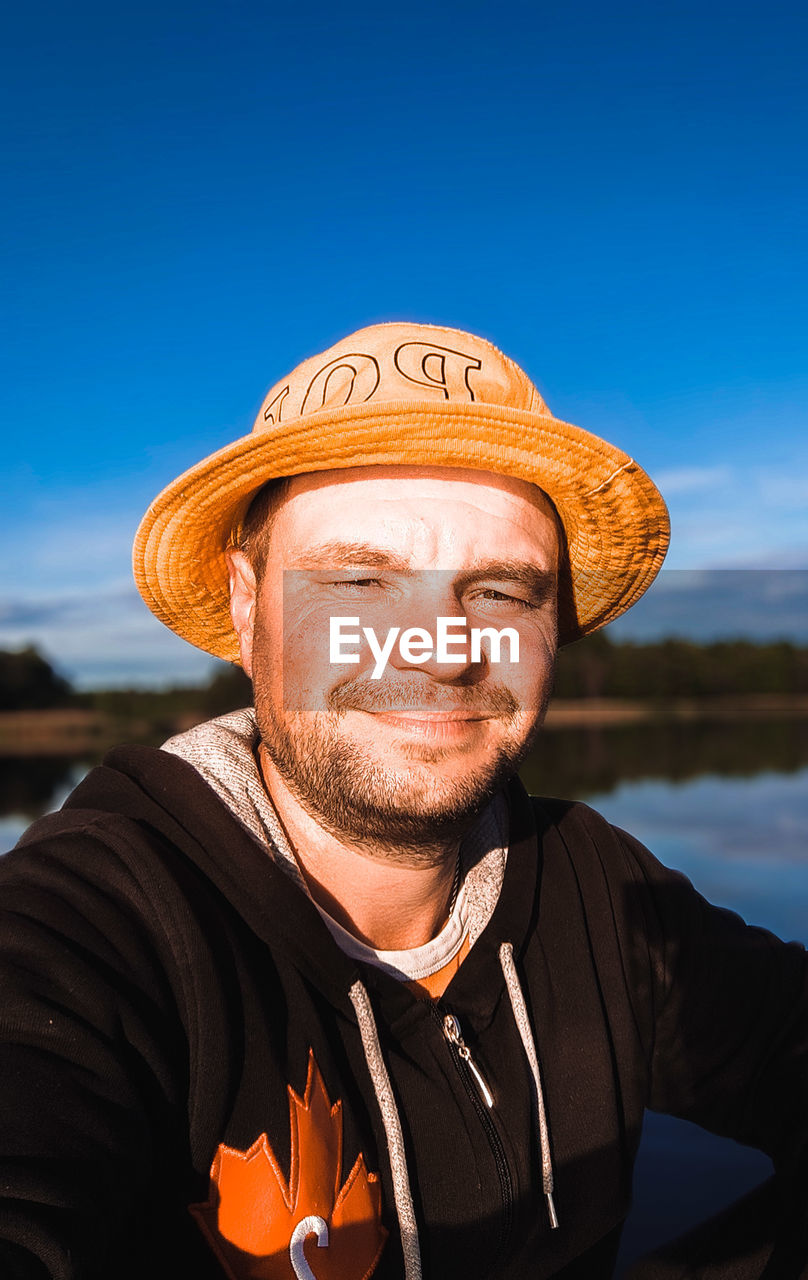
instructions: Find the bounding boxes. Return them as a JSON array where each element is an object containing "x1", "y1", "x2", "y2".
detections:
[
  {"x1": 527, "y1": 791, "x2": 662, "y2": 882},
  {"x1": 10, "y1": 742, "x2": 234, "y2": 865},
  {"x1": 523, "y1": 790, "x2": 697, "y2": 964},
  {"x1": 0, "y1": 748, "x2": 227, "y2": 960}
]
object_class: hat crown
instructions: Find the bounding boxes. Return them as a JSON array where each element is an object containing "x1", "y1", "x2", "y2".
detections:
[
  {"x1": 134, "y1": 320, "x2": 670, "y2": 658},
  {"x1": 254, "y1": 322, "x2": 550, "y2": 431}
]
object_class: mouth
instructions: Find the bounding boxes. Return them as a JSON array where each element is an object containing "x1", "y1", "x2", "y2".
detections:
[{"x1": 361, "y1": 709, "x2": 490, "y2": 742}]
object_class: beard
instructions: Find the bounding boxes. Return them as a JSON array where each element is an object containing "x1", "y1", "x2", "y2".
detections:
[{"x1": 252, "y1": 663, "x2": 544, "y2": 861}]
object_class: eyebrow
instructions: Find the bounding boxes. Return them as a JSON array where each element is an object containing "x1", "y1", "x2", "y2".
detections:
[
  {"x1": 292, "y1": 541, "x2": 412, "y2": 571},
  {"x1": 453, "y1": 563, "x2": 557, "y2": 600},
  {"x1": 290, "y1": 541, "x2": 556, "y2": 598}
]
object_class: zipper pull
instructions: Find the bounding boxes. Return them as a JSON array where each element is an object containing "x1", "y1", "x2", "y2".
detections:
[{"x1": 443, "y1": 1013, "x2": 494, "y2": 1108}]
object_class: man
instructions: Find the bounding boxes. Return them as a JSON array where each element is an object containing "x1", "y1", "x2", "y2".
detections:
[{"x1": 1, "y1": 323, "x2": 807, "y2": 1280}]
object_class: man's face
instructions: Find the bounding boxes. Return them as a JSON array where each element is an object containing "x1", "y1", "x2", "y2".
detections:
[{"x1": 229, "y1": 466, "x2": 559, "y2": 857}]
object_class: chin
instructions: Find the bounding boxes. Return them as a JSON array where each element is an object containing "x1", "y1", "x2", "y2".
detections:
[
  {"x1": 318, "y1": 745, "x2": 519, "y2": 840},
  {"x1": 255, "y1": 697, "x2": 530, "y2": 845}
]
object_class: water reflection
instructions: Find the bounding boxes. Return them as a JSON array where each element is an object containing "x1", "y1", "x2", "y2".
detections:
[
  {"x1": 4, "y1": 714, "x2": 808, "y2": 833},
  {"x1": 587, "y1": 770, "x2": 808, "y2": 944},
  {"x1": 520, "y1": 715, "x2": 808, "y2": 802},
  {"x1": 583, "y1": 767, "x2": 808, "y2": 1273},
  {"x1": 0, "y1": 755, "x2": 88, "y2": 817},
  {"x1": 0, "y1": 756, "x2": 92, "y2": 850}
]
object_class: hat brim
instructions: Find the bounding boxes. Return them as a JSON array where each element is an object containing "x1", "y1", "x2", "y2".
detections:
[{"x1": 133, "y1": 398, "x2": 670, "y2": 658}]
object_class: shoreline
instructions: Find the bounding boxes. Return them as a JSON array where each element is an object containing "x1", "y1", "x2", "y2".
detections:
[{"x1": 2, "y1": 696, "x2": 808, "y2": 756}]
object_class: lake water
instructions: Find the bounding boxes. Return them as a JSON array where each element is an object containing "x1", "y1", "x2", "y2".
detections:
[
  {"x1": 587, "y1": 769, "x2": 808, "y2": 1271},
  {"x1": 1, "y1": 724, "x2": 807, "y2": 1274}
]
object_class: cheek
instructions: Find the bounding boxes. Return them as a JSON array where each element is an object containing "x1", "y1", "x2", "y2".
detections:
[
  {"x1": 276, "y1": 605, "x2": 358, "y2": 713},
  {"x1": 502, "y1": 628, "x2": 556, "y2": 709},
  {"x1": 249, "y1": 591, "x2": 291, "y2": 705}
]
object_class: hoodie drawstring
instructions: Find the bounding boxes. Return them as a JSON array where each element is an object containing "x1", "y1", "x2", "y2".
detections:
[
  {"x1": 348, "y1": 946, "x2": 558, "y2": 1277},
  {"x1": 349, "y1": 980, "x2": 423, "y2": 1280},
  {"x1": 499, "y1": 941, "x2": 559, "y2": 1229}
]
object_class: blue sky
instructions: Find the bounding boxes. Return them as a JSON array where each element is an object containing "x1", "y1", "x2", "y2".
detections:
[{"x1": 2, "y1": 0, "x2": 806, "y2": 687}]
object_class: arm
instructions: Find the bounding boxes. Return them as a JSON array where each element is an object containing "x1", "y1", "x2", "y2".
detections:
[
  {"x1": 616, "y1": 826, "x2": 808, "y2": 1278},
  {"x1": 0, "y1": 820, "x2": 193, "y2": 1278}
]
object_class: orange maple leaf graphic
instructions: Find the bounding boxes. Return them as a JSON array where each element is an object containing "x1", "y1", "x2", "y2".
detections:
[{"x1": 190, "y1": 1051, "x2": 388, "y2": 1280}]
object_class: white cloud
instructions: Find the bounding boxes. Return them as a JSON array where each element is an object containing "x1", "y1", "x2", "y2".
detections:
[
  {"x1": 609, "y1": 569, "x2": 808, "y2": 642},
  {"x1": 0, "y1": 580, "x2": 217, "y2": 689},
  {"x1": 0, "y1": 482, "x2": 221, "y2": 687},
  {"x1": 653, "y1": 465, "x2": 734, "y2": 495},
  {"x1": 655, "y1": 462, "x2": 808, "y2": 570},
  {"x1": 757, "y1": 470, "x2": 808, "y2": 509}
]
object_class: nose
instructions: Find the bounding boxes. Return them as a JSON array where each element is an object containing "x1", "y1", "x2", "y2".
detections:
[{"x1": 385, "y1": 580, "x2": 481, "y2": 682}]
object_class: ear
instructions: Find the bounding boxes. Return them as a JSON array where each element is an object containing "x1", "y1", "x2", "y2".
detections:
[{"x1": 225, "y1": 549, "x2": 257, "y2": 678}]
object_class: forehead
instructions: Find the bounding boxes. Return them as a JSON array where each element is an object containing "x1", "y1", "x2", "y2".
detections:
[{"x1": 268, "y1": 465, "x2": 560, "y2": 566}]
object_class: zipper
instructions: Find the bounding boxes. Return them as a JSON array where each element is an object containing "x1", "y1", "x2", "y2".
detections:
[
  {"x1": 434, "y1": 1005, "x2": 514, "y2": 1262},
  {"x1": 442, "y1": 1013, "x2": 494, "y2": 1107}
]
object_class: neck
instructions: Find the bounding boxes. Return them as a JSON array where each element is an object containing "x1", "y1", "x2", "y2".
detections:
[{"x1": 258, "y1": 743, "x2": 464, "y2": 950}]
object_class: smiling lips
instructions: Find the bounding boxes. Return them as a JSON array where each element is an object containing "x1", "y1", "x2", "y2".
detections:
[{"x1": 363, "y1": 710, "x2": 490, "y2": 742}]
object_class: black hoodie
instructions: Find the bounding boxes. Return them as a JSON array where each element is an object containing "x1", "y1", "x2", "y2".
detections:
[{"x1": 1, "y1": 741, "x2": 807, "y2": 1280}]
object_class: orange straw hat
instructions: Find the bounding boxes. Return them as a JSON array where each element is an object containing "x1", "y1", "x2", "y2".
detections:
[{"x1": 134, "y1": 322, "x2": 669, "y2": 658}]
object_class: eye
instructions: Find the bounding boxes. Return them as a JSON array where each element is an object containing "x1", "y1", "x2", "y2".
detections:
[
  {"x1": 477, "y1": 589, "x2": 519, "y2": 602},
  {"x1": 471, "y1": 588, "x2": 533, "y2": 607},
  {"x1": 328, "y1": 577, "x2": 383, "y2": 590}
]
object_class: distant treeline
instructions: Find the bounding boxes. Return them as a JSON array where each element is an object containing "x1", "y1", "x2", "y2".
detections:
[
  {"x1": 0, "y1": 647, "x2": 74, "y2": 711},
  {"x1": 553, "y1": 633, "x2": 808, "y2": 699},
  {"x1": 77, "y1": 665, "x2": 254, "y2": 721},
  {"x1": 1, "y1": 636, "x2": 808, "y2": 713},
  {"x1": 0, "y1": 647, "x2": 252, "y2": 717}
]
